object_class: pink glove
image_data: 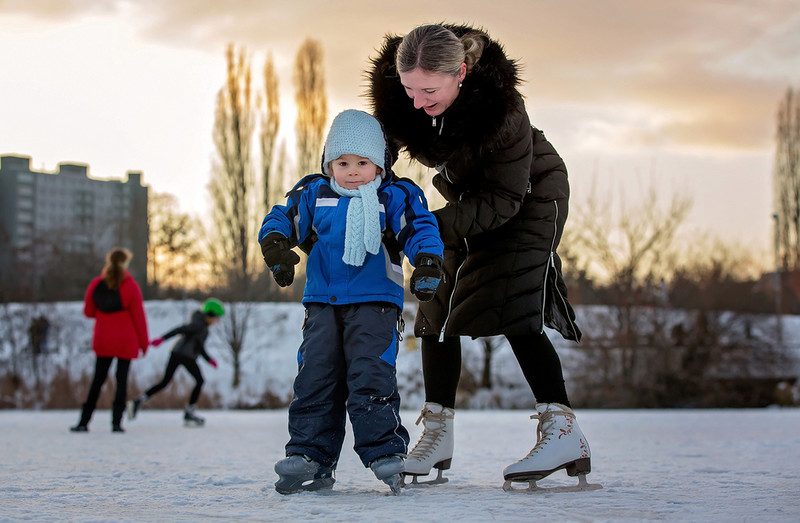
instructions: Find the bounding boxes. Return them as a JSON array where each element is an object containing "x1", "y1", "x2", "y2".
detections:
[
  {"x1": 150, "y1": 337, "x2": 164, "y2": 347},
  {"x1": 208, "y1": 359, "x2": 218, "y2": 369}
]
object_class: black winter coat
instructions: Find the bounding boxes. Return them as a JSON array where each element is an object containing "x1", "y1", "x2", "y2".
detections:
[
  {"x1": 368, "y1": 24, "x2": 581, "y2": 341},
  {"x1": 163, "y1": 310, "x2": 213, "y2": 362}
]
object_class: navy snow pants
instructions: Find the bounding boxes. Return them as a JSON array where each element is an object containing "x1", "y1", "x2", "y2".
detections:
[{"x1": 286, "y1": 302, "x2": 409, "y2": 469}]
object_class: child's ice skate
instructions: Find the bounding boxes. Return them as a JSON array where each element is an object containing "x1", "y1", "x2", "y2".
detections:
[
  {"x1": 126, "y1": 396, "x2": 145, "y2": 420},
  {"x1": 502, "y1": 403, "x2": 601, "y2": 493},
  {"x1": 183, "y1": 405, "x2": 205, "y2": 427},
  {"x1": 274, "y1": 455, "x2": 335, "y2": 494},
  {"x1": 370, "y1": 455, "x2": 405, "y2": 495},
  {"x1": 402, "y1": 402, "x2": 454, "y2": 486}
]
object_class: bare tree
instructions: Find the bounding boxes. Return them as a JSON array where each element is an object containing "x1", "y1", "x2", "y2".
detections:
[
  {"x1": 148, "y1": 193, "x2": 202, "y2": 295},
  {"x1": 293, "y1": 38, "x2": 328, "y2": 177},
  {"x1": 209, "y1": 43, "x2": 258, "y2": 296},
  {"x1": 773, "y1": 87, "x2": 800, "y2": 271},
  {"x1": 208, "y1": 44, "x2": 261, "y2": 393},
  {"x1": 568, "y1": 182, "x2": 692, "y2": 387},
  {"x1": 260, "y1": 52, "x2": 281, "y2": 214}
]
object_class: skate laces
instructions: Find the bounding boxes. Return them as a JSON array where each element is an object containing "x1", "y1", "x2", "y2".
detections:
[
  {"x1": 523, "y1": 409, "x2": 570, "y2": 459},
  {"x1": 408, "y1": 408, "x2": 450, "y2": 460}
]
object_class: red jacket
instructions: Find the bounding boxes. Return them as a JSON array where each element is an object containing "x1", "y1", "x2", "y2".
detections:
[{"x1": 84, "y1": 271, "x2": 149, "y2": 360}]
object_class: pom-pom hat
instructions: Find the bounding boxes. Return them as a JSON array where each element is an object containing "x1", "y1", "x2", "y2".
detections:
[{"x1": 322, "y1": 110, "x2": 390, "y2": 177}]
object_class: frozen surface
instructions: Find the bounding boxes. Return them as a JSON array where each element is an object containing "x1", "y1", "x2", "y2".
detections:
[{"x1": 1, "y1": 408, "x2": 799, "y2": 522}]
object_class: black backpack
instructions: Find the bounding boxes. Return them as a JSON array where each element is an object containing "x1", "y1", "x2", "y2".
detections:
[{"x1": 92, "y1": 279, "x2": 124, "y2": 313}]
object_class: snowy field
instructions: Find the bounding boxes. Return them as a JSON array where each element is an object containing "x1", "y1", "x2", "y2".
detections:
[{"x1": 2, "y1": 408, "x2": 799, "y2": 522}]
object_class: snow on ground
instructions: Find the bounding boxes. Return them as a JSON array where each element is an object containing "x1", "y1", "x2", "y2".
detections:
[{"x1": 2, "y1": 408, "x2": 799, "y2": 522}]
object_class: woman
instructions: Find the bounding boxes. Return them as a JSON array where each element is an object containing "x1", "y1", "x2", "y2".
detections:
[
  {"x1": 367, "y1": 24, "x2": 591, "y2": 489},
  {"x1": 71, "y1": 247, "x2": 149, "y2": 433}
]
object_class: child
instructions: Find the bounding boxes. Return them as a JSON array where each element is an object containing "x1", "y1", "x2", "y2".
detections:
[
  {"x1": 126, "y1": 298, "x2": 224, "y2": 426},
  {"x1": 259, "y1": 109, "x2": 444, "y2": 494}
]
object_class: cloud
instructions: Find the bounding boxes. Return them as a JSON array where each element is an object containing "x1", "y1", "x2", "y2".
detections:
[
  {"x1": 4, "y1": 0, "x2": 799, "y2": 154},
  {"x1": 0, "y1": 0, "x2": 115, "y2": 20}
]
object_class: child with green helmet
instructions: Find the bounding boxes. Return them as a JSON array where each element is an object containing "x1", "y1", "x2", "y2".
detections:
[{"x1": 126, "y1": 298, "x2": 225, "y2": 426}]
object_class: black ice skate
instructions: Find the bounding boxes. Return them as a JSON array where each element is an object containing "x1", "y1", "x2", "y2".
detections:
[
  {"x1": 274, "y1": 455, "x2": 335, "y2": 495},
  {"x1": 126, "y1": 397, "x2": 143, "y2": 420},
  {"x1": 183, "y1": 405, "x2": 205, "y2": 427},
  {"x1": 370, "y1": 455, "x2": 405, "y2": 495}
]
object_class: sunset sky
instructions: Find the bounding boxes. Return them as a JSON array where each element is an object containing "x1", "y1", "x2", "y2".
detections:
[{"x1": 2, "y1": 0, "x2": 799, "y2": 256}]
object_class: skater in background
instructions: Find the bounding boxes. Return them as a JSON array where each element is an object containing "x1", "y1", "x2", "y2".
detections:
[
  {"x1": 368, "y1": 23, "x2": 593, "y2": 490},
  {"x1": 259, "y1": 109, "x2": 444, "y2": 494},
  {"x1": 71, "y1": 247, "x2": 149, "y2": 433},
  {"x1": 126, "y1": 298, "x2": 224, "y2": 426}
]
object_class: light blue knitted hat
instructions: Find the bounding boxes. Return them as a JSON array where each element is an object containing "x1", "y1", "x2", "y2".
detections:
[{"x1": 322, "y1": 110, "x2": 388, "y2": 177}]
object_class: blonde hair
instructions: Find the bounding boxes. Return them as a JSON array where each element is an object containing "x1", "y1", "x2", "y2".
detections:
[
  {"x1": 102, "y1": 247, "x2": 132, "y2": 290},
  {"x1": 395, "y1": 24, "x2": 485, "y2": 76}
]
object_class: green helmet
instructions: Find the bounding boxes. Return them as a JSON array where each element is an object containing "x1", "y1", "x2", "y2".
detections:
[{"x1": 202, "y1": 298, "x2": 225, "y2": 317}]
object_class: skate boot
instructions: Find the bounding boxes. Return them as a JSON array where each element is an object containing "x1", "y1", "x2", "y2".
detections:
[
  {"x1": 274, "y1": 455, "x2": 335, "y2": 495},
  {"x1": 183, "y1": 405, "x2": 205, "y2": 427},
  {"x1": 126, "y1": 395, "x2": 146, "y2": 420},
  {"x1": 403, "y1": 402, "x2": 454, "y2": 486},
  {"x1": 503, "y1": 403, "x2": 601, "y2": 493},
  {"x1": 370, "y1": 455, "x2": 405, "y2": 495},
  {"x1": 69, "y1": 424, "x2": 88, "y2": 433}
]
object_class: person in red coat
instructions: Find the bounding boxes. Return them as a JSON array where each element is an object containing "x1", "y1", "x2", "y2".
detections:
[{"x1": 70, "y1": 247, "x2": 149, "y2": 433}]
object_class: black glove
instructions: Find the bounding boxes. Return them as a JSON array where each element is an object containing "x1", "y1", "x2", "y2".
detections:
[
  {"x1": 410, "y1": 254, "x2": 443, "y2": 302},
  {"x1": 260, "y1": 232, "x2": 301, "y2": 287}
]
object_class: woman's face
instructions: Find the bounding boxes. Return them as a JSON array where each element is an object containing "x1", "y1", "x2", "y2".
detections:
[{"x1": 399, "y1": 65, "x2": 465, "y2": 117}]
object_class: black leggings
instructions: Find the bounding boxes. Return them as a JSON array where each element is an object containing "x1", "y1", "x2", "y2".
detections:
[
  {"x1": 420, "y1": 332, "x2": 570, "y2": 409},
  {"x1": 145, "y1": 353, "x2": 205, "y2": 406},
  {"x1": 79, "y1": 356, "x2": 131, "y2": 426}
]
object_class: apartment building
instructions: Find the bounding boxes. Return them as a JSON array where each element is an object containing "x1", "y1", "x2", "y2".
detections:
[{"x1": 0, "y1": 154, "x2": 148, "y2": 299}]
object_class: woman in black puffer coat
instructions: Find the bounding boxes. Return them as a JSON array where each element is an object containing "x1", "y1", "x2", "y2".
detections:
[{"x1": 368, "y1": 24, "x2": 595, "y2": 489}]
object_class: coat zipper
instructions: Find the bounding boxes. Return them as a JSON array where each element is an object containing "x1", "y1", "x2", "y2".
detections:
[
  {"x1": 542, "y1": 200, "x2": 580, "y2": 340},
  {"x1": 432, "y1": 116, "x2": 444, "y2": 136},
  {"x1": 439, "y1": 236, "x2": 469, "y2": 342}
]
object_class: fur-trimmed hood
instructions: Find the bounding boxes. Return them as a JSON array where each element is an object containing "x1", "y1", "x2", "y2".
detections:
[{"x1": 366, "y1": 24, "x2": 524, "y2": 166}]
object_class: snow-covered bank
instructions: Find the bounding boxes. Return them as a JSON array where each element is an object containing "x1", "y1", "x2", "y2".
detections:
[{"x1": 2, "y1": 408, "x2": 798, "y2": 522}]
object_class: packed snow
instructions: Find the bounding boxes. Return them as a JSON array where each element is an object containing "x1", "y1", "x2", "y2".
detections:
[{"x1": 1, "y1": 408, "x2": 799, "y2": 522}]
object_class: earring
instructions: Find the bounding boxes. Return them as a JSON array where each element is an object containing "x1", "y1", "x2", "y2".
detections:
[{"x1": 458, "y1": 82, "x2": 463, "y2": 88}]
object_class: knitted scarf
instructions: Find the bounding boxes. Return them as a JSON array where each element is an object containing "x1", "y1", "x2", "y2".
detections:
[{"x1": 329, "y1": 177, "x2": 382, "y2": 266}]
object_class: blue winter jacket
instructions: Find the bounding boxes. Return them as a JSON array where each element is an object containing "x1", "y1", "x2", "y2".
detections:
[{"x1": 258, "y1": 174, "x2": 444, "y2": 309}]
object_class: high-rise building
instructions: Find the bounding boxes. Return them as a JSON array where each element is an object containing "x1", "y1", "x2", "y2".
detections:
[{"x1": 0, "y1": 154, "x2": 148, "y2": 300}]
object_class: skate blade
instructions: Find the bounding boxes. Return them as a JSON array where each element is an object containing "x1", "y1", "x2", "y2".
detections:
[
  {"x1": 503, "y1": 474, "x2": 602, "y2": 494},
  {"x1": 275, "y1": 477, "x2": 335, "y2": 495},
  {"x1": 401, "y1": 469, "x2": 449, "y2": 487},
  {"x1": 383, "y1": 473, "x2": 404, "y2": 495},
  {"x1": 183, "y1": 420, "x2": 205, "y2": 427}
]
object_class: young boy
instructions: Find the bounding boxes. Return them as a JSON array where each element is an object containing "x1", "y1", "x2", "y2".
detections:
[
  {"x1": 126, "y1": 298, "x2": 224, "y2": 426},
  {"x1": 259, "y1": 110, "x2": 444, "y2": 494}
]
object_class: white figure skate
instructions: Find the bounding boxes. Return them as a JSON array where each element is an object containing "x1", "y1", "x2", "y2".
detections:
[
  {"x1": 402, "y1": 402, "x2": 455, "y2": 486},
  {"x1": 503, "y1": 403, "x2": 601, "y2": 493}
]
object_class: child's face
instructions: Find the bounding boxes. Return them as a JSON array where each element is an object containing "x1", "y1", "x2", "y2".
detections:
[{"x1": 330, "y1": 154, "x2": 381, "y2": 190}]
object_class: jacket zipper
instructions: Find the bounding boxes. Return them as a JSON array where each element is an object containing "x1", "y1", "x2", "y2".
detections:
[
  {"x1": 439, "y1": 236, "x2": 469, "y2": 342},
  {"x1": 432, "y1": 116, "x2": 444, "y2": 136},
  {"x1": 542, "y1": 200, "x2": 580, "y2": 340}
]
